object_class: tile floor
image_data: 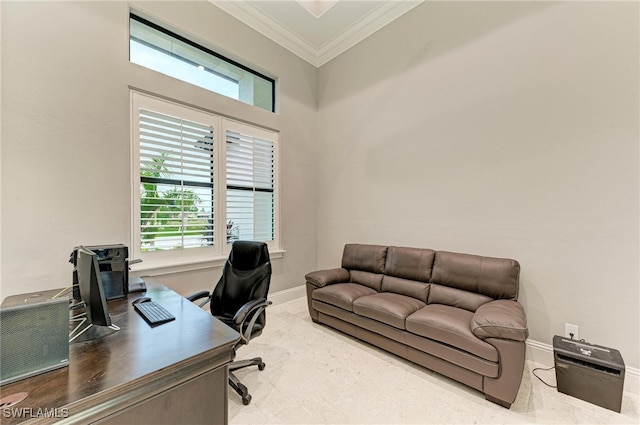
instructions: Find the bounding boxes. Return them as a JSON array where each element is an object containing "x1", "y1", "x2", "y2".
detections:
[{"x1": 229, "y1": 297, "x2": 639, "y2": 424}]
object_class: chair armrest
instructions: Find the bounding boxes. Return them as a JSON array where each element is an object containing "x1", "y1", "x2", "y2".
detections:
[
  {"x1": 232, "y1": 298, "x2": 272, "y2": 343},
  {"x1": 233, "y1": 297, "x2": 271, "y2": 326},
  {"x1": 471, "y1": 300, "x2": 528, "y2": 342},
  {"x1": 305, "y1": 268, "x2": 350, "y2": 288},
  {"x1": 185, "y1": 290, "x2": 211, "y2": 302}
]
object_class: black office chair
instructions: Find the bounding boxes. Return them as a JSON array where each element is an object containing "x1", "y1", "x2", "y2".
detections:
[{"x1": 187, "y1": 241, "x2": 272, "y2": 405}]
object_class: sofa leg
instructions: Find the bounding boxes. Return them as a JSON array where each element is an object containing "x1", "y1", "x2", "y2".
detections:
[{"x1": 485, "y1": 394, "x2": 511, "y2": 409}]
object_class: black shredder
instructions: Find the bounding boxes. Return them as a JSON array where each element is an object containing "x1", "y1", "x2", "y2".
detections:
[{"x1": 553, "y1": 335, "x2": 625, "y2": 412}]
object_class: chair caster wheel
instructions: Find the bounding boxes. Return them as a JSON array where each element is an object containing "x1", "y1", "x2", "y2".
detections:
[
  {"x1": 258, "y1": 362, "x2": 266, "y2": 371},
  {"x1": 242, "y1": 394, "x2": 252, "y2": 405}
]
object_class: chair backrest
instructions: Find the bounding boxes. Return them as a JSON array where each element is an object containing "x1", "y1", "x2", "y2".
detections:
[{"x1": 210, "y1": 241, "x2": 271, "y2": 323}]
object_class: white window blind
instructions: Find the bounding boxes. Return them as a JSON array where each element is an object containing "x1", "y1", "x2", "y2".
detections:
[
  {"x1": 225, "y1": 127, "x2": 275, "y2": 244},
  {"x1": 132, "y1": 92, "x2": 280, "y2": 267},
  {"x1": 138, "y1": 108, "x2": 214, "y2": 252}
]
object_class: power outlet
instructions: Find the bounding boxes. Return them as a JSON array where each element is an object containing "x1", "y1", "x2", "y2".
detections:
[{"x1": 565, "y1": 323, "x2": 579, "y2": 340}]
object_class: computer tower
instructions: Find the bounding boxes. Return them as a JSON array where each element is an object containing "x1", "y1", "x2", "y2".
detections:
[
  {"x1": 70, "y1": 244, "x2": 129, "y2": 300},
  {"x1": 553, "y1": 335, "x2": 625, "y2": 412},
  {"x1": 0, "y1": 290, "x2": 70, "y2": 386}
]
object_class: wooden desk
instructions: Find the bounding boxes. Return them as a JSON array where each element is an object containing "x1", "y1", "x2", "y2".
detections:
[{"x1": 0, "y1": 282, "x2": 240, "y2": 425}]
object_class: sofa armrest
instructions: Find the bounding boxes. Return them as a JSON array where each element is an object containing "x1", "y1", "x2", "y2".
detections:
[
  {"x1": 305, "y1": 268, "x2": 350, "y2": 288},
  {"x1": 471, "y1": 300, "x2": 528, "y2": 342}
]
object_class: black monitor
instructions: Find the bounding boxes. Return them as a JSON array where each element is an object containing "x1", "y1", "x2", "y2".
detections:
[{"x1": 76, "y1": 246, "x2": 112, "y2": 327}]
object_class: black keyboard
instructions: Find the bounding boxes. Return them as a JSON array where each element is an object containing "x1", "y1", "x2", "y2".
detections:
[{"x1": 134, "y1": 301, "x2": 175, "y2": 326}]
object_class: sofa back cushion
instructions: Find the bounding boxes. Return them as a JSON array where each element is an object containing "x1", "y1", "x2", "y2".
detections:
[
  {"x1": 380, "y1": 246, "x2": 435, "y2": 302},
  {"x1": 428, "y1": 284, "x2": 494, "y2": 312},
  {"x1": 342, "y1": 244, "x2": 387, "y2": 274},
  {"x1": 342, "y1": 244, "x2": 387, "y2": 291},
  {"x1": 382, "y1": 276, "x2": 430, "y2": 303},
  {"x1": 350, "y1": 270, "x2": 384, "y2": 291},
  {"x1": 385, "y1": 246, "x2": 435, "y2": 282},
  {"x1": 431, "y1": 251, "x2": 520, "y2": 300}
]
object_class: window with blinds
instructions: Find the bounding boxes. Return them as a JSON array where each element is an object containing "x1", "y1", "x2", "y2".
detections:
[
  {"x1": 138, "y1": 108, "x2": 214, "y2": 252},
  {"x1": 132, "y1": 92, "x2": 280, "y2": 265},
  {"x1": 226, "y1": 128, "x2": 275, "y2": 244}
]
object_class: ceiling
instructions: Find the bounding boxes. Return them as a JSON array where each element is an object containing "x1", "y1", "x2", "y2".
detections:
[{"x1": 210, "y1": 0, "x2": 424, "y2": 67}]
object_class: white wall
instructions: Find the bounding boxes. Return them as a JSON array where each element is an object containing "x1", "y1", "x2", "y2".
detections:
[
  {"x1": 0, "y1": 1, "x2": 318, "y2": 298},
  {"x1": 317, "y1": 1, "x2": 639, "y2": 368}
]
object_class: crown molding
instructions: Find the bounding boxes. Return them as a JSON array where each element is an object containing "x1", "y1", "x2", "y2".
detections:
[
  {"x1": 317, "y1": 1, "x2": 422, "y2": 66},
  {"x1": 296, "y1": 0, "x2": 339, "y2": 19},
  {"x1": 211, "y1": 0, "x2": 321, "y2": 66},
  {"x1": 209, "y1": 1, "x2": 424, "y2": 68}
]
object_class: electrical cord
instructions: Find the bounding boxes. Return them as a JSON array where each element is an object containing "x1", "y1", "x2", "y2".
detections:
[
  {"x1": 532, "y1": 366, "x2": 557, "y2": 388},
  {"x1": 53, "y1": 285, "x2": 74, "y2": 299}
]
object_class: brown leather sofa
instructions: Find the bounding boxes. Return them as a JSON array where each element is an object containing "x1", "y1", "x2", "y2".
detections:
[{"x1": 305, "y1": 244, "x2": 528, "y2": 408}]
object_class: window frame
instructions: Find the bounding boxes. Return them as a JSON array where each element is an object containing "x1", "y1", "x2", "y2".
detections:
[{"x1": 131, "y1": 91, "x2": 280, "y2": 271}]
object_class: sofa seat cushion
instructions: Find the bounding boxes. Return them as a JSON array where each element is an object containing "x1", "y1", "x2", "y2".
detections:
[
  {"x1": 312, "y1": 283, "x2": 377, "y2": 312},
  {"x1": 353, "y1": 293, "x2": 426, "y2": 330},
  {"x1": 406, "y1": 304, "x2": 498, "y2": 362}
]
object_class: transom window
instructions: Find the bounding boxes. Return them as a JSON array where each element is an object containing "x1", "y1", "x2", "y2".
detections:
[{"x1": 129, "y1": 13, "x2": 275, "y2": 113}]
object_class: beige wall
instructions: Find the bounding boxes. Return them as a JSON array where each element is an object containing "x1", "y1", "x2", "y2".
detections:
[
  {"x1": 0, "y1": 1, "x2": 318, "y2": 298},
  {"x1": 317, "y1": 1, "x2": 639, "y2": 367}
]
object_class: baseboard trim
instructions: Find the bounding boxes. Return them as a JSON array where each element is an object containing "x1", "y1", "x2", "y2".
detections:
[
  {"x1": 270, "y1": 285, "x2": 306, "y2": 305},
  {"x1": 526, "y1": 339, "x2": 639, "y2": 395}
]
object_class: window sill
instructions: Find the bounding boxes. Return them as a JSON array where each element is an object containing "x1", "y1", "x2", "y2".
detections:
[{"x1": 131, "y1": 249, "x2": 285, "y2": 277}]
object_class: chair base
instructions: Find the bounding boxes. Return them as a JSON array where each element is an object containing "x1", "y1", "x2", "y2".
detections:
[{"x1": 229, "y1": 357, "x2": 266, "y2": 405}]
